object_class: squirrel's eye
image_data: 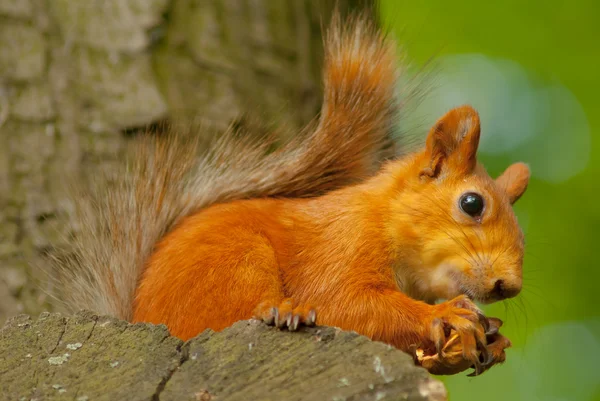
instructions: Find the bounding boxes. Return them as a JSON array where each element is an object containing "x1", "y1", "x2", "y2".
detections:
[{"x1": 459, "y1": 192, "x2": 485, "y2": 218}]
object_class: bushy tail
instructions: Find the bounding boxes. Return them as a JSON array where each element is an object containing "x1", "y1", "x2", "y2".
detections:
[{"x1": 51, "y1": 12, "x2": 406, "y2": 320}]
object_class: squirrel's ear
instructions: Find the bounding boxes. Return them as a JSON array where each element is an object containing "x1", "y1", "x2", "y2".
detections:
[
  {"x1": 496, "y1": 162, "x2": 530, "y2": 204},
  {"x1": 421, "y1": 105, "x2": 481, "y2": 178}
]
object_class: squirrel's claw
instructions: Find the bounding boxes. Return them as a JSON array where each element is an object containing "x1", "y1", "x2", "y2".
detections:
[
  {"x1": 467, "y1": 317, "x2": 510, "y2": 376},
  {"x1": 430, "y1": 317, "x2": 446, "y2": 355},
  {"x1": 254, "y1": 298, "x2": 316, "y2": 331},
  {"x1": 485, "y1": 317, "x2": 503, "y2": 336},
  {"x1": 475, "y1": 333, "x2": 489, "y2": 367},
  {"x1": 471, "y1": 357, "x2": 483, "y2": 376},
  {"x1": 262, "y1": 307, "x2": 277, "y2": 326},
  {"x1": 478, "y1": 312, "x2": 490, "y2": 334},
  {"x1": 417, "y1": 295, "x2": 495, "y2": 376}
]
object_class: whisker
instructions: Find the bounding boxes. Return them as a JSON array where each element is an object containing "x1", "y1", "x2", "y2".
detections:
[
  {"x1": 520, "y1": 287, "x2": 556, "y2": 309},
  {"x1": 395, "y1": 203, "x2": 480, "y2": 265},
  {"x1": 490, "y1": 243, "x2": 511, "y2": 271},
  {"x1": 432, "y1": 188, "x2": 487, "y2": 268},
  {"x1": 420, "y1": 190, "x2": 483, "y2": 265},
  {"x1": 437, "y1": 227, "x2": 479, "y2": 266}
]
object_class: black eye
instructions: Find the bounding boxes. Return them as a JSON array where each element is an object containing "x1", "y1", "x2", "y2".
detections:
[{"x1": 459, "y1": 192, "x2": 485, "y2": 218}]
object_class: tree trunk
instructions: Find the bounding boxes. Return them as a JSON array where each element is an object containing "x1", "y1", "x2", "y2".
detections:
[{"x1": 0, "y1": 0, "x2": 373, "y2": 323}]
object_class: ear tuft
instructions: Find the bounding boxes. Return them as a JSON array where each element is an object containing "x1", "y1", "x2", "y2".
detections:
[
  {"x1": 496, "y1": 162, "x2": 530, "y2": 204},
  {"x1": 423, "y1": 105, "x2": 481, "y2": 177}
]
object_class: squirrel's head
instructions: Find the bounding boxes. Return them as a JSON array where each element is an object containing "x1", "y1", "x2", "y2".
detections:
[{"x1": 388, "y1": 105, "x2": 530, "y2": 305}]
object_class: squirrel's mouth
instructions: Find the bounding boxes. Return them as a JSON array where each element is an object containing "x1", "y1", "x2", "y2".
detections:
[
  {"x1": 468, "y1": 294, "x2": 495, "y2": 305},
  {"x1": 458, "y1": 284, "x2": 494, "y2": 305},
  {"x1": 460, "y1": 283, "x2": 519, "y2": 305}
]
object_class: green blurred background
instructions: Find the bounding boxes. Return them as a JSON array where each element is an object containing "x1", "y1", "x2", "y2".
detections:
[{"x1": 379, "y1": 1, "x2": 599, "y2": 400}]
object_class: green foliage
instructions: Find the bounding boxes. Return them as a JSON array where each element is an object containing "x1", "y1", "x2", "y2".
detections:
[{"x1": 379, "y1": 1, "x2": 600, "y2": 400}]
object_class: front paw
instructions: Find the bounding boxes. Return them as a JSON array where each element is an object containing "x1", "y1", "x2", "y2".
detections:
[
  {"x1": 420, "y1": 295, "x2": 489, "y2": 375},
  {"x1": 466, "y1": 317, "x2": 511, "y2": 376}
]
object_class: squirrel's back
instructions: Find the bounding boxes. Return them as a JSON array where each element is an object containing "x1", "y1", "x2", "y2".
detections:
[{"x1": 51, "y1": 11, "x2": 409, "y2": 321}]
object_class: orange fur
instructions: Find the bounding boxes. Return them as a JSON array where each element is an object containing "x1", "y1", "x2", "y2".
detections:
[
  {"x1": 134, "y1": 104, "x2": 530, "y2": 363},
  {"x1": 53, "y1": 11, "x2": 530, "y2": 377}
]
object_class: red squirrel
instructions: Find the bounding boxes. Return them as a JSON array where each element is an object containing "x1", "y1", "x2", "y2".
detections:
[{"x1": 52, "y1": 12, "x2": 529, "y2": 376}]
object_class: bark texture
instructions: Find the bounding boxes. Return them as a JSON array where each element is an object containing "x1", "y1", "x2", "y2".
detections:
[
  {"x1": 0, "y1": 312, "x2": 447, "y2": 401},
  {"x1": 0, "y1": 0, "x2": 365, "y2": 323}
]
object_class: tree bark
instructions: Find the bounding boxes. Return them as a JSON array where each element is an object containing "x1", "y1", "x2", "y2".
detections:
[
  {"x1": 0, "y1": 0, "x2": 370, "y2": 323},
  {"x1": 0, "y1": 313, "x2": 447, "y2": 401}
]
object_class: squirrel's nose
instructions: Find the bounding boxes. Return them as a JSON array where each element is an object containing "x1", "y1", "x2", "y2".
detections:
[{"x1": 490, "y1": 279, "x2": 520, "y2": 300}]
